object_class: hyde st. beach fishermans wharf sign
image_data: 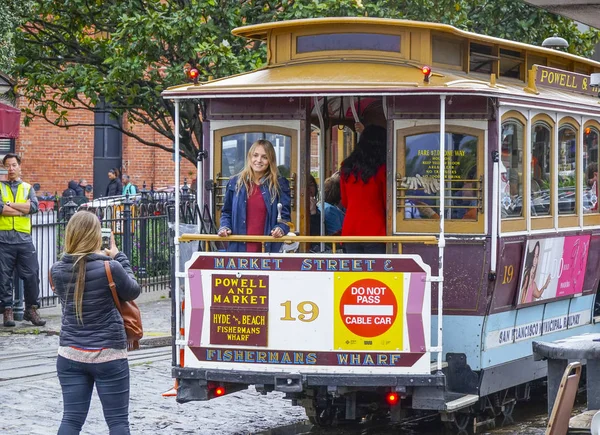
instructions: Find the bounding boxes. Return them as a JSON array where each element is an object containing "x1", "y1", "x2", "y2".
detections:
[
  {"x1": 183, "y1": 253, "x2": 432, "y2": 374},
  {"x1": 526, "y1": 65, "x2": 600, "y2": 97}
]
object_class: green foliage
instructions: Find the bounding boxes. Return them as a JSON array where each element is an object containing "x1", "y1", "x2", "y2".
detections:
[
  {"x1": 8, "y1": 0, "x2": 599, "y2": 165},
  {"x1": 0, "y1": 0, "x2": 33, "y2": 72}
]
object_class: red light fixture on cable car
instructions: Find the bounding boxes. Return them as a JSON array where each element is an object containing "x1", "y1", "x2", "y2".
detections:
[
  {"x1": 385, "y1": 392, "x2": 399, "y2": 406},
  {"x1": 214, "y1": 386, "x2": 226, "y2": 397},
  {"x1": 188, "y1": 68, "x2": 200, "y2": 85},
  {"x1": 422, "y1": 65, "x2": 433, "y2": 83}
]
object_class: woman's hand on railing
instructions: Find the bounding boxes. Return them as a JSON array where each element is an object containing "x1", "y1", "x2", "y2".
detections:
[
  {"x1": 270, "y1": 227, "x2": 284, "y2": 238},
  {"x1": 217, "y1": 227, "x2": 232, "y2": 237}
]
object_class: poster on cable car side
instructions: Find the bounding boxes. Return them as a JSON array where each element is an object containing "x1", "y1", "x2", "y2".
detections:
[
  {"x1": 516, "y1": 235, "x2": 590, "y2": 306},
  {"x1": 182, "y1": 252, "x2": 432, "y2": 374}
]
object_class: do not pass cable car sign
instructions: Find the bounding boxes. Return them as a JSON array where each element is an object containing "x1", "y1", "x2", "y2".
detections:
[
  {"x1": 340, "y1": 278, "x2": 397, "y2": 337},
  {"x1": 334, "y1": 273, "x2": 404, "y2": 351}
]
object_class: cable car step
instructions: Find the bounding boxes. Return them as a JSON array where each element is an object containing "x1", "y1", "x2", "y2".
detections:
[
  {"x1": 445, "y1": 394, "x2": 479, "y2": 412},
  {"x1": 430, "y1": 361, "x2": 448, "y2": 372}
]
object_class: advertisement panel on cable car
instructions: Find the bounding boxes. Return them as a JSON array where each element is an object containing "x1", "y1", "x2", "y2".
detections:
[
  {"x1": 183, "y1": 252, "x2": 431, "y2": 375},
  {"x1": 517, "y1": 236, "x2": 591, "y2": 306}
]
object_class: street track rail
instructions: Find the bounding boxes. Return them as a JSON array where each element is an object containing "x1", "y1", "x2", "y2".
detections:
[{"x1": 0, "y1": 347, "x2": 170, "y2": 386}]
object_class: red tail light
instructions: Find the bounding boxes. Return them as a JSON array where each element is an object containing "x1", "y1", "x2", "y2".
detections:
[
  {"x1": 386, "y1": 392, "x2": 399, "y2": 405},
  {"x1": 214, "y1": 386, "x2": 225, "y2": 397}
]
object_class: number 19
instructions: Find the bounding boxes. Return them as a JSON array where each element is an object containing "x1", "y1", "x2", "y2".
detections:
[{"x1": 280, "y1": 300, "x2": 319, "y2": 322}]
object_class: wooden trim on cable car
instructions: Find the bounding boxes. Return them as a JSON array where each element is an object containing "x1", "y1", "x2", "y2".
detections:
[
  {"x1": 530, "y1": 113, "x2": 555, "y2": 230},
  {"x1": 583, "y1": 120, "x2": 600, "y2": 226},
  {"x1": 501, "y1": 110, "x2": 527, "y2": 233},
  {"x1": 557, "y1": 118, "x2": 580, "y2": 228},
  {"x1": 395, "y1": 124, "x2": 485, "y2": 234},
  {"x1": 212, "y1": 125, "x2": 298, "y2": 228}
]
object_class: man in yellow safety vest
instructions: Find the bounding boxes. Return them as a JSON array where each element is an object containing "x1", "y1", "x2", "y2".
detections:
[{"x1": 0, "y1": 153, "x2": 45, "y2": 327}]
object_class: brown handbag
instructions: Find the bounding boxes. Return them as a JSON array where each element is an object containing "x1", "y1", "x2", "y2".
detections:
[{"x1": 104, "y1": 261, "x2": 143, "y2": 350}]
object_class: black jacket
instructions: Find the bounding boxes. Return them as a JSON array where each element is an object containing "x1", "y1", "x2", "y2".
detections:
[
  {"x1": 63, "y1": 180, "x2": 84, "y2": 198},
  {"x1": 51, "y1": 252, "x2": 141, "y2": 350},
  {"x1": 105, "y1": 178, "x2": 122, "y2": 197}
]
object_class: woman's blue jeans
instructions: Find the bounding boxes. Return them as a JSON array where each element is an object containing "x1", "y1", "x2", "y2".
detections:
[{"x1": 56, "y1": 355, "x2": 130, "y2": 435}]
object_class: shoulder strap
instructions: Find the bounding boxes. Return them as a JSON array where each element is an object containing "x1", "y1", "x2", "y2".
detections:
[
  {"x1": 105, "y1": 261, "x2": 121, "y2": 312},
  {"x1": 49, "y1": 267, "x2": 55, "y2": 293}
]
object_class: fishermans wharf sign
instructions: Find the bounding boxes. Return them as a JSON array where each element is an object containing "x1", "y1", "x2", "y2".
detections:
[
  {"x1": 184, "y1": 252, "x2": 433, "y2": 373},
  {"x1": 529, "y1": 65, "x2": 600, "y2": 97}
]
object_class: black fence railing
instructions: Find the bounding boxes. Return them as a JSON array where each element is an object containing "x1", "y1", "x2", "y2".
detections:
[{"x1": 20, "y1": 191, "x2": 206, "y2": 308}]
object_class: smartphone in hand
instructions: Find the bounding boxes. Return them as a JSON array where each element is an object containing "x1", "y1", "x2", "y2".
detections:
[{"x1": 101, "y1": 228, "x2": 112, "y2": 250}]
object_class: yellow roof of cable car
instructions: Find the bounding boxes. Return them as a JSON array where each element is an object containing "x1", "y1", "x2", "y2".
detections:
[
  {"x1": 163, "y1": 17, "x2": 600, "y2": 104},
  {"x1": 164, "y1": 61, "x2": 459, "y2": 96}
]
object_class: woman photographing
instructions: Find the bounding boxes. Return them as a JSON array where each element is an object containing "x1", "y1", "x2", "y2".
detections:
[
  {"x1": 50, "y1": 211, "x2": 141, "y2": 434},
  {"x1": 218, "y1": 139, "x2": 291, "y2": 253}
]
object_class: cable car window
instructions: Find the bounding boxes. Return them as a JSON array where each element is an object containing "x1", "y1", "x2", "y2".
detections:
[
  {"x1": 297, "y1": 33, "x2": 401, "y2": 54},
  {"x1": 531, "y1": 122, "x2": 552, "y2": 217},
  {"x1": 470, "y1": 43, "x2": 496, "y2": 74},
  {"x1": 499, "y1": 48, "x2": 523, "y2": 79},
  {"x1": 402, "y1": 131, "x2": 479, "y2": 220},
  {"x1": 584, "y1": 127, "x2": 599, "y2": 214},
  {"x1": 558, "y1": 125, "x2": 577, "y2": 215},
  {"x1": 220, "y1": 132, "x2": 292, "y2": 178},
  {"x1": 501, "y1": 120, "x2": 524, "y2": 219}
]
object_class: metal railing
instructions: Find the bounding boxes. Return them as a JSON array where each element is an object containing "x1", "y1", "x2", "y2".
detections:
[{"x1": 20, "y1": 190, "x2": 200, "y2": 308}]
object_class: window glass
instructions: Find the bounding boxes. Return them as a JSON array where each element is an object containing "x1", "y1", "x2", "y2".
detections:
[
  {"x1": 0, "y1": 138, "x2": 15, "y2": 178},
  {"x1": 220, "y1": 132, "x2": 292, "y2": 178},
  {"x1": 432, "y1": 37, "x2": 463, "y2": 67},
  {"x1": 403, "y1": 132, "x2": 479, "y2": 220},
  {"x1": 297, "y1": 33, "x2": 401, "y2": 54},
  {"x1": 531, "y1": 123, "x2": 552, "y2": 216},
  {"x1": 501, "y1": 120, "x2": 524, "y2": 218},
  {"x1": 499, "y1": 48, "x2": 522, "y2": 79},
  {"x1": 558, "y1": 125, "x2": 577, "y2": 215},
  {"x1": 470, "y1": 43, "x2": 494, "y2": 74},
  {"x1": 584, "y1": 127, "x2": 599, "y2": 214}
]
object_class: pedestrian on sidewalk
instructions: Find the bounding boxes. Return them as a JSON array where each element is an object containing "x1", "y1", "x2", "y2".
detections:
[
  {"x1": 0, "y1": 153, "x2": 46, "y2": 327},
  {"x1": 105, "y1": 168, "x2": 122, "y2": 197},
  {"x1": 50, "y1": 210, "x2": 141, "y2": 434},
  {"x1": 122, "y1": 174, "x2": 137, "y2": 196}
]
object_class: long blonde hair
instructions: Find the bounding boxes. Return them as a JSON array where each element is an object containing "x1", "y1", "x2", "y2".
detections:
[
  {"x1": 63, "y1": 211, "x2": 102, "y2": 324},
  {"x1": 236, "y1": 139, "x2": 281, "y2": 202}
]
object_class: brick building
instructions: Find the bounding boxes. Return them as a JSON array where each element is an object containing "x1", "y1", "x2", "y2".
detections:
[{"x1": 1, "y1": 91, "x2": 195, "y2": 198}]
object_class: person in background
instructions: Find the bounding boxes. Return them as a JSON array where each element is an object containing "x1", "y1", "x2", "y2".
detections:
[
  {"x1": 0, "y1": 153, "x2": 46, "y2": 327},
  {"x1": 62, "y1": 180, "x2": 79, "y2": 199},
  {"x1": 122, "y1": 175, "x2": 137, "y2": 196},
  {"x1": 77, "y1": 179, "x2": 88, "y2": 196},
  {"x1": 218, "y1": 139, "x2": 291, "y2": 253},
  {"x1": 340, "y1": 125, "x2": 387, "y2": 254},
  {"x1": 322, "y1": 173, "x2": 345, "y2": 236},
  {"x1": 308, "y1": 173, "x2": 346, "y2": 251},
  {"x1": 50, "y1": 210, "x2": 141, "y2": 434},
  {"x1": 105, "y1": 168, "x2": 122, "y2": 197},
  {"x1": 308, "y1": 174, "x2": 321, "y2": 240}
]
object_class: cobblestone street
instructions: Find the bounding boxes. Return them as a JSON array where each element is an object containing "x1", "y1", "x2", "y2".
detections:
[{"x1": 0, "y1": 296, "x2": 306, "y2": 434}]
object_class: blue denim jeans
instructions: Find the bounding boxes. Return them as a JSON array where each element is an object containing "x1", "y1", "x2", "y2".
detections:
[{"x1": 56, "y1": 355, "x2": 130, "y2": 435}]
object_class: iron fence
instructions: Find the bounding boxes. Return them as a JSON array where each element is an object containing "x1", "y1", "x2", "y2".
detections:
[{"x1": 21, "y1": 192, "x2": 206, "y2": 308}]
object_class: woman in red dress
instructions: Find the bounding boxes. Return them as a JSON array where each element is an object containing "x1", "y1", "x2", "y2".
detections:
[{"x1": 340, "y1": 125, "x2": 387, "y2": 254}]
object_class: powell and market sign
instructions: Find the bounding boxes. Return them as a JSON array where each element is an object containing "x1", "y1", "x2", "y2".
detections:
[{"x1": 527, "y1": 65, "x2": 600, "y2": 97}]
